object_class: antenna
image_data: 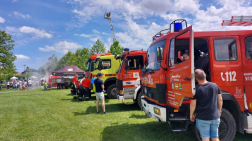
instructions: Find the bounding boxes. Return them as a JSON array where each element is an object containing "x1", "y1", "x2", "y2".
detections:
[{"x1": 104, "y1": 12, "x2": 116, "y2": 42}]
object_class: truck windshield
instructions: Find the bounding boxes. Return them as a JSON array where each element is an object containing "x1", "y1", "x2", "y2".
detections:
[
  {"x1": 147, "y1": 39, "x2": 166, "y2": 70},
  {"x1": 86, "y1": 60, "x2": 95, "y2": 72}
]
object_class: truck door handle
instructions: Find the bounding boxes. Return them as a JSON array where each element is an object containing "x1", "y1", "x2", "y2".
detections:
[{"x1": 184, "y1": 78, "x2": 191, "y2": 81}]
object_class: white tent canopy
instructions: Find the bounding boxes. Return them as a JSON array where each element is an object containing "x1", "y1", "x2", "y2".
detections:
[{"x1": 10, "y1": 76, "x2": 18, "y2": 80}]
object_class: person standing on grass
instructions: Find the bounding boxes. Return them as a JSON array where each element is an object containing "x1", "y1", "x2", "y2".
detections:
[
  {"x1": 94, "y1": 73, "x2": 107, "y2": 114},
  {"x1": 44, "y1": 80, "x2": 48, "y2": 91},
  {"x1": 72, "y1": 74, "x2": 78, "y2": 95},
  {"x1": 190, "y1": 69, "x2": 223, "y2": 141}
]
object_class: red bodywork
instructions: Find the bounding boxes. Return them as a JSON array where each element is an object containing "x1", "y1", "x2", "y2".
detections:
[
  {"x1": 142, "y1": 29, "x2": 252, "y2": 112},
  {"x1": 48, "y1": 75, "x2": 59, "y2": 88},
  {"x1": 116, "y1": 50, "x2": 147, "y2": 96}
]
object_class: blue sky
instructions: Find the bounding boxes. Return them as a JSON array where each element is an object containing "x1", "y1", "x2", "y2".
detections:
[{"x1": 0, "y1": 0, "x2": 252, "y2": 73}]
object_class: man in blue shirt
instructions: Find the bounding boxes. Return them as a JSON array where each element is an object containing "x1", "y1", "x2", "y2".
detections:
[{"x1": 94, "y1": 73, "x2": 107, "y2": 114}]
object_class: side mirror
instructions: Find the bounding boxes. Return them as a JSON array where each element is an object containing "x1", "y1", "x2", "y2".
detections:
[
  {"x1": 114, "y1": 53, "x2": 117, "y2": 59},
  {"x1": 157, "y1": 46, "x2": 164, "y2": 61},
  {"x1": 124, "y1": 59, "x2": 128, "y2": 72},
  {"x1": 98, "y1": 61, "x2": 103, "y2": 70}
]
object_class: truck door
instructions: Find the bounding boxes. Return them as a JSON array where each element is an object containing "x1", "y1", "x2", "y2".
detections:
[
  {"x1": 210, "y1": 36, "x2": 244, "y2": 111},
  {"x1": 166, "y1": 26, "x2": 195, "y2": 109},
  {"x1": 242, "y1": 34, "x2": 252, "y2": 112}
]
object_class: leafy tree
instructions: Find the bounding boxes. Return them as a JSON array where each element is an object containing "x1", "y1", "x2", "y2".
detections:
[
  {"x1": 54, "y1": 51, "x2": 76, "y2": 71},
  {"x1": 90, "y1": 39, "x2": 106, "y2": 54},
  {"x1": 0, "y1": 30, "x2": 17, "y2": 81},
  {"x1": 75, "y1": 47, "x2": 90, "y2": 70},
  {"x1": 108, "y1": 41, "x2": 124, "y2": 55}
]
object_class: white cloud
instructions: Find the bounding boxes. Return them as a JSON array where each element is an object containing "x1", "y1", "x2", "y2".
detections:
[
  {"x1": 74, "y1": 33, "x2": 91, "y2": 37},
  {"x1": 13, "y1": 11, "x2": 31, "y2": 18},
  {"x1": 90, "y1": 35, "x2": 101, "y2": 42},
  {"x1": 80, "y1": 34, "x2": 91, "y2": 37},
  {"x1": 92, "y1": 29, "x2": 100, "y2": 34},
  {"x1": 15, "y1": 54, "x2": 30, "y2": 60},
  {"x1": 193, "y1": 0, "x2": 252, "y2": 31},
  {"x1": 68, "y1": 0, "x2": 252, "y2": 51},
  {"x1": 39, "y1": 41, "x2": 82, "y2": 53},
  {"x1": 102, "y1": 32, "x2": 109, "y2": 35},
  {"x1": 0, "y1": 17, "x2": 5, "y2": 23},
  {"x1": 19, "y1": 26, "x2": 52, "y2": 38},
  {"x1": 69, "y1": 0, "x2": 200, "y2": 24}
]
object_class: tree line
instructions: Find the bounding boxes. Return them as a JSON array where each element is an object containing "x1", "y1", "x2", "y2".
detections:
[
  {"x1": 0, "y1": 29, "x2": 124, "y2": 81},
  {"x1": 38, "y1": 39, "x2": 124, "y2": 77}
]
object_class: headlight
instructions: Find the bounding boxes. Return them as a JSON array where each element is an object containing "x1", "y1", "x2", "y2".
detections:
[{"x1": 154, "y1": 107, "x2": 161, "y2": 116}]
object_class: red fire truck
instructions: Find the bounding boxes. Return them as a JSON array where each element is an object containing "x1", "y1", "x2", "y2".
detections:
[
  {"x1": 116, "y1": 49, "x2": 147, "y2": 107},
  {"x1": 141, "y1": 19, "x2": 252, "y2": 141}
]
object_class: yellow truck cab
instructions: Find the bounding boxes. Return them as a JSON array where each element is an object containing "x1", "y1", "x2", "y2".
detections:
[{"x1": 91, "y1": 54, "x2": 121, "y2": 98}]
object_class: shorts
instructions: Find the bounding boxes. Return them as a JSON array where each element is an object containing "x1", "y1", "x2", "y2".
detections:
[
  {"x1": 96, "y1": 92, "x2": 104, "y2": 100},
  {"x1": 196, "y1": 118, "x2": 220, "y2": 138}
]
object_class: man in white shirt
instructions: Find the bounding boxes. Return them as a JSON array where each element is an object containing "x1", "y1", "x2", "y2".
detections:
[{"x1": 28, "y1": 79, "x2": 32, "y2": 87}]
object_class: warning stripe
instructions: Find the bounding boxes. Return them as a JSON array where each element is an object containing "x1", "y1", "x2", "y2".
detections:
[{"x1": 123, "y1": 85, "x2": 136, "y2": 88}]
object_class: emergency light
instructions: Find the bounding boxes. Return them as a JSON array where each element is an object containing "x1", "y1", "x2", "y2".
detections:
[
  {"x1": 170, "y1": 19, "x2": 187, "y2": 32},
  {"x1": 174, "y1": 23, "x2": 182, "y2": 32},
  {"x1": 124, "y1": 48, "x2": 129, "y2": 51},
  {"x1": 123, "y1": 48, "x2": 130, "y2": 53}
]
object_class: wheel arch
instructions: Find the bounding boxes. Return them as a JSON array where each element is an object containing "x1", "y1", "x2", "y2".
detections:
[
  {"x1": 104, "y1": 77, "x2": 116, "y2": 91},
  {"x1": 222, "y1": 91, "x2": 244, "y2": 134},
  {"x1": 134, "y1": 85, "x2": 141, "y2": 100}
]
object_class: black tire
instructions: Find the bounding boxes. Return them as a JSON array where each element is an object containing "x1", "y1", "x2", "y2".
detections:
[
  {"x1": 89, "y1": 89, "x2": 91, "y2": 98},
  {"x1": 107, "y1": 84, "x2": 117, "y2": 99},
  {"x1": 137, "y1": 91, "x2": 143, "y2": 108},
  {"x1": 195, "y1": 108, "x2": 236, "y2": 141}
]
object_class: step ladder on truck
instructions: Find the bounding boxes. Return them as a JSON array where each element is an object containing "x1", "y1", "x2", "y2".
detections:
[{"x1": 140, "y1": 19, "x2": 252, "y2": 141}]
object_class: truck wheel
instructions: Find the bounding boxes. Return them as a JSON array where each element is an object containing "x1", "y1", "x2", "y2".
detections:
[
  {"x1": 195, "y1": 109, "x2": 236, "y2": 141},
  {"x1": 107, "y1": 84, "x2": 117, "y2": 99},
  {"x1": 137, "y1": 92, "x2": 143, "y2": 108}
]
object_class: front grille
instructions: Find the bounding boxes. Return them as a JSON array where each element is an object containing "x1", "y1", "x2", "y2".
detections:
[{"x1": 142, "y1": 84, "x2": 167, "y2": 104}]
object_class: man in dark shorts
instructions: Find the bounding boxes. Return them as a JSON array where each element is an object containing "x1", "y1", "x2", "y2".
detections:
[
  {"x1": 79, "y1": 76, "x2": 91, "y2": 101},
  {"x1": 190, "y1": 69, "x2": 223, "y2": 141},
  {"x1": 94, "y1": 73, "x2": 107, "y2": 114}
]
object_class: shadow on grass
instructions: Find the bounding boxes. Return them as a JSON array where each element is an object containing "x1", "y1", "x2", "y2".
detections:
[
  {"x1": 73, "y1": 103, "x2": 140, "y2": 116},
  {"x1": 61, "y1": 96, "x2": 110, "y2": 103},
  {"x1": 101, "y1": 122, "x2": 197, "y2": 141},
  {"x1": 235, "y1": 132, "x2": 252, "y2": 141},
  {"x1": 129, "y1": 114, "x2": 147, "y2": 119}
]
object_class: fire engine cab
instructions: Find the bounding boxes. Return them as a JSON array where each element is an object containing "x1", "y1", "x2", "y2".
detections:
[
  {"x1": 115, "y1": 48, "x2": 147, "y2": 107},
  {"x1": 141, "y1": 19, "x2": 252, "y2": 141},
  {"x1": 85, "y1": 53, "x2": 111, "y2": 79}
]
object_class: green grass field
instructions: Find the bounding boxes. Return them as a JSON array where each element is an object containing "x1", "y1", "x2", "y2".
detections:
[{"x1": 0, "y1": 89, "x2": 251, "y2": 141}]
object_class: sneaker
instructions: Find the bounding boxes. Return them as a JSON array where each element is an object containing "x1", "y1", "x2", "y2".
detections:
[
  {"x1": 96, "y1": 111, "x2": 99, "y2": 114},
  {"x1": 85, "y1": 97, "x2": 89, "y2": 101},
  {"x1": 104, "y1": 112, "x2": 108, "y2": 114}
]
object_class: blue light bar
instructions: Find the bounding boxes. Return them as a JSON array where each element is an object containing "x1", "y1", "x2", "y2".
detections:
[
  {"x1": 124, "y1": 48, "x2": 129, "y2": 51},
  {"x1": 174, "y1": 23, "x2": 182, "y2": 32}
]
